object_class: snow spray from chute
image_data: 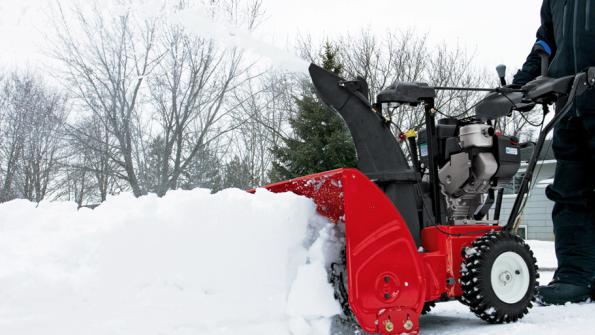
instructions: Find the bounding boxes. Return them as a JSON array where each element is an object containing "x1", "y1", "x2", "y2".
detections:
[
  {"x1": 100, "y1": 0, "x2": 310, "y2": 73},
  {"x1": 111, "y1": 0, "x2": 310, "y2": 74},
  {"x1": 172, "y1": 7, "x2": 310, "y2": 74}
]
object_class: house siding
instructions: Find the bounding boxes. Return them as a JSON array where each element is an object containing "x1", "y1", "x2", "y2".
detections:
[{"x1": 491, "y1": 162, "x2": 556, "y2": 241}]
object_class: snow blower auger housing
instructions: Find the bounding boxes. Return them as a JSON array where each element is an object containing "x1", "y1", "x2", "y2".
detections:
[{"x1": 260, "y1": 61, "x2": 595, "y2": 334}]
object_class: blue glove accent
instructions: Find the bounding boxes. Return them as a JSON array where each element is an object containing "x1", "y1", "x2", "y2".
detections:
[{"x1": 536, "y1": 40, "x2": 553, "y2": 56}]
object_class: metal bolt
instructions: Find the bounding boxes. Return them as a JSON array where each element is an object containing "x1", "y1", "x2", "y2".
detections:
[
  {"x1": 385, "y1": 320, "x2": 395, "y2": 332},
  {"x1": 384, "y1": 276, "x2": 390, "y2": 283},
  {"x1": 404, "y1": 320, "x2": 414, "y2": 331},
  {"x1": 384, "y1": 293, "x2": 391, "y2": 300},
  {"x1": 500, "y1": 271, "x2": 512, "y2": 284}
]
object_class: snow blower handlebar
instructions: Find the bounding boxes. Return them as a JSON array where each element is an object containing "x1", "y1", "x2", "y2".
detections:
[
  {"x1": 384, "y1": 65, "x2": 595, "y2": 232},
  {"x1": 505, "y1": 67, "x2": 595, "y2": 231}
]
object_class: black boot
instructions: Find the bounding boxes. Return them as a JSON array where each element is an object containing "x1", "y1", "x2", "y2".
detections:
[{"x1": 536, "y1": 282, "x2": 592, "y2": 306}]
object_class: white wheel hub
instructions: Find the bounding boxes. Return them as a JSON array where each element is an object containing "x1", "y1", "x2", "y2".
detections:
[{"x1": 490, "y1": 252, "x2": 530, "y2": 304}]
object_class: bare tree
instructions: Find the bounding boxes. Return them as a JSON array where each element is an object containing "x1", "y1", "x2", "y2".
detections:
[
  {"x1": 298, "y1": 29, "x2": 488, "y2": 134},
  {"x1": 0, "y1": 72, "x2": 68, "y2": 203},
  {"x1": 493, "y1": 107, "x2": 543, "y2": 141},
  {"x1": 21, "y1": 89, "x2": 68, "y2": 202},
  {"x1": 142, "y1": 0, "x2": 264, "y2": 195},
  {"x1": 0, "y1": 77, "x2": 26, "y2": 202},
  {"x1": 64, "y1": 115, "x2": 122, "y2": 204},
  {"x1": 51, "y1": 2, "x2": 161, "y2": 197}
]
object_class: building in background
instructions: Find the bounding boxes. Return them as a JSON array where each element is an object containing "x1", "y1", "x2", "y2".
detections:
[{"x1": 496, "y1": 140, "x2": 556, "y2": 241}]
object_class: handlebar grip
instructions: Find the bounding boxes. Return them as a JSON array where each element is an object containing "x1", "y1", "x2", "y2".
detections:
[
  {"x1": 540, "y1": 54, "x2": 549, "y2": 77},
  {"x1": 533, "y1": 40, "x2": 552, "y2": 77}
]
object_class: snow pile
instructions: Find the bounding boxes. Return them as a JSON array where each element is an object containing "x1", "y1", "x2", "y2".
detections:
[{"x1": 0, "y1": 189, "x2": 340, "y2": 335}]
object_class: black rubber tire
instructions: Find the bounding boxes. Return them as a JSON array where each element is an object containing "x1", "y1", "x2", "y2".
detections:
[
  {"x1": 456, "y1": 295, "x2": 471, "y2": 306},
  {"x1": 460, "y1": 231, "x2": 539, "y2": 324},
  {"x1": 421, "y1": 301, "x2": 436, "y2": 315}
]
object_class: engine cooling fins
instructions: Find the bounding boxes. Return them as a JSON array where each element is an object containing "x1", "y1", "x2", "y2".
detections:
[{"x1": 460, "y1": 232, "x2": 539, "y2": 324}]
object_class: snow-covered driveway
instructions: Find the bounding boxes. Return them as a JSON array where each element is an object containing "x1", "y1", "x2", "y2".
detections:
[{"x1": 422, "y1": 296, "x2": 595, "y2": 335}]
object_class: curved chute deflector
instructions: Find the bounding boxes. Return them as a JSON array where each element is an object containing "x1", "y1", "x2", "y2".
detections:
[{"x1": 308, "y1": 64, "x2": 424, "y2": 244}]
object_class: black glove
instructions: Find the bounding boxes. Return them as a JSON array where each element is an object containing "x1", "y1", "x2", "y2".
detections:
[{"x1": 501, "y1": 84, "x2": 535, "y2": 113}]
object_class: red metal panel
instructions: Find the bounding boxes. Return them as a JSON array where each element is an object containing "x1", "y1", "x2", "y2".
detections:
[
  {"x1": 253, "y1": 169, "x2": 344, "y2": 222},
  {"x1": 421, "y1": 225, "x2": 501, "y2": 297},
  {"x1": 341, "y1": 169, "x2": 425, "y2": 334},
  {"x1": 421, "y1": 252, "x2": 447, "y2": 302}
]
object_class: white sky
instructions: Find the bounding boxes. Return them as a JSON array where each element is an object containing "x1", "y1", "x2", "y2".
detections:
[{"x1": 0, "y1": 0, "x2": 543, "y2": 80}]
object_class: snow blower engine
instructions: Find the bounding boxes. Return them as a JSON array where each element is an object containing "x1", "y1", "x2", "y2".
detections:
[{"x1": 260, "y1": 42, "x2": 595, "y2": 334}]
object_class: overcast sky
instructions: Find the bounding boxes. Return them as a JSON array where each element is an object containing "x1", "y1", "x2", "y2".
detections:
[{"x1": 0, "y1": 0, "x2": 543, "y2": 80}]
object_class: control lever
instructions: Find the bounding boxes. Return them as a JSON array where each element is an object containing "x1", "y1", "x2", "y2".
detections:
[
  {"x1": 496, "y1": 64, "x2": 507, "y2": 86},
  {"x1": 533, "y1": 40, "x2": 552, "y2": 77}
]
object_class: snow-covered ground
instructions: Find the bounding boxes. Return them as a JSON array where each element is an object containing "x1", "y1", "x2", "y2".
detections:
[
  {"x1": 0, "y1": 190, "x2": 594, "y2": 335},
  {"x1": 422, "y1": 240, "x2": 595, "y2": 335},
  {"x1": 0, "y1": 189, "x2": 341, "y2": 335},
  {"x1": 422, "y1": 297, "x2": 595, "y2": 335}
]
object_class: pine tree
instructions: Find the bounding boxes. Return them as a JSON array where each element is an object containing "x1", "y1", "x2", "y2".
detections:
[
  {"x1": 270, "y1": 42, "x2": 356, "y2": 182},
  {"x1": 221, "y1": 156, "x2": 255, "y2": 190}
]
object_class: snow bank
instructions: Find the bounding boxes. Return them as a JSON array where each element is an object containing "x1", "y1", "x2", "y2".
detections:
[{"x1": 0, "y1": 189, "x2": 340, "y2": 335}]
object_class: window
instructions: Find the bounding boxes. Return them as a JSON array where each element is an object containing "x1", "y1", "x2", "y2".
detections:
[
  {"x1": 514, "y1": 225, "x2": 528, "y2": 239},
  {"x1": 503, "y1": 172, "x2": 526, "y2": 195}
]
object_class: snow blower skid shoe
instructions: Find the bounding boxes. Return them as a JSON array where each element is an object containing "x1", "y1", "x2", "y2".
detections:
[{"x1": 257, "y1": 64, "x2": 594, "y2": 334}]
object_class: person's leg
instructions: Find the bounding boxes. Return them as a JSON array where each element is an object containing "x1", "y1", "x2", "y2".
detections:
[
  {"x1": 540, "y1": 114, "x2": 595, "y2": 304},
  {"x1": 584, "y1": 113, "x2": 595, "y2": 290}
]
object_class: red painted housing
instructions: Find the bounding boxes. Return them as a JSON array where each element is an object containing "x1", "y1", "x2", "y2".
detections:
[{"x1": 259, "y1": 168, "x2": 499, "y2": 335}]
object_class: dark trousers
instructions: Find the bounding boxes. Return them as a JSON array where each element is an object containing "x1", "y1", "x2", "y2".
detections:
[{"x1": 545, "y1": 113, "x2": 595, "y2": 287}]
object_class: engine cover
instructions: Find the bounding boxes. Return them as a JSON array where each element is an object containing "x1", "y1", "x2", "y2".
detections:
[
  {"x1": 420, "y1": 119, "x2": 521, "y2": 222},
  {"x1": 438, "y1": 152, "x2": 471, "y2": 196},
  {"x1": 459, "y1": 124, "x2": 494, "y2": 149}
]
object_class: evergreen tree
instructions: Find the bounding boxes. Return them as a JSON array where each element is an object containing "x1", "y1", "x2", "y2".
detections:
[
  {"x1": 220, "y1": 156, "x2": 256, "y2": 190},
  {"x1": 270, "y1": 42, "x2": 356, "y2": 182}
]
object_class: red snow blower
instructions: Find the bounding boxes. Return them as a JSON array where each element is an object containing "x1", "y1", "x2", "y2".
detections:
[{"x1": 260, "y1": 46, "x2": 595, "y2": 334}]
